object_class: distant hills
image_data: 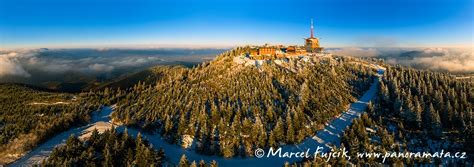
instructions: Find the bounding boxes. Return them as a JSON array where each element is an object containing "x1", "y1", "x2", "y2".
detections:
[{"x1": 0, "y1": 48, "x2": 226, "y2": 92}]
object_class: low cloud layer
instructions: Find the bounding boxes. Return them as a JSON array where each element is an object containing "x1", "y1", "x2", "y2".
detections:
[
  {"x1": 0, "y1": 48, "x2": 224, "y2": 83},
  {"x1": 0, "y1": 50, "x2": 162, "y2": 78},
  {"x1": 329, "y1": 47, "x2": 474, "y2": 73},
  {"x1": 0, "y1": 52, "x2": 31, "y2": 77},
  {"x1": 385, "y1": 48, "x2": 474, "y2": 73}
]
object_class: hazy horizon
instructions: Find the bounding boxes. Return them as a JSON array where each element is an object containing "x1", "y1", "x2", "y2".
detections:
[
  {"x1": 1, "y1": 45, "x2": 473, "y2": 52},
  {"x1": 1, "y1": 0, "x2": 472, "y2": 49}
]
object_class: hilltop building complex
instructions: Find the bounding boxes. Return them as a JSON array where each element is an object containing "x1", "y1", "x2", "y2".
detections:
[{"x1": 244, "y1": 19, "x2": 327, "y2": 60}]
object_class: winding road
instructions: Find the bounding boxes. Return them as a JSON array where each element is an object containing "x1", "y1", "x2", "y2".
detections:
[{"x1": 10, "y1": 67, "x2": 385, "y2": 167}]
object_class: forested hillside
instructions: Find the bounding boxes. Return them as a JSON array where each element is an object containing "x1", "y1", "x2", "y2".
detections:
[
  {"x1": 4, "y1": 48, "x2": 471, "y2": 166},
  {"x1": 45, "y1": 128, "x2": 219, "y2": 167},
  {"x1": 0, "y1": 84, "x2": 103, "y2": 164},
  {"x1": 375, "y1": 66, "x2": 473, "y2": 164},
  {"x1": 44, "y1": 128, "x2": 166, "y2": 166},
  {"x1": 110, "y1": 47, "x2": 377, "y2": 157},
  {"x1": 379, "y1": 66, "x2": 472, "y2": 135},
  {"x1": 94, "y1": 66, "x2": 187, "y2": 91},
  {"x1": 289, "y1": 65, "x2": 473, "y2": 166}
]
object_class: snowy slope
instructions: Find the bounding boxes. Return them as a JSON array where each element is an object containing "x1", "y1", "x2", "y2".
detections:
[
  {"x1": 9, "y1": 106, "x2": 114, "y2": 166},
  {"x1": 10, "y1": 67, "x2": 385, "y2": 167}
]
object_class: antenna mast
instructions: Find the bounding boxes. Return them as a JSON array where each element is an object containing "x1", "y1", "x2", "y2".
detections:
[{"x1": 310, "y1": 18, "x2": 314, "y2": 38}]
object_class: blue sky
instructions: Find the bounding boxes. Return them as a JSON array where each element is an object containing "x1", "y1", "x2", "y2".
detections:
[{"x1": 0, "y1": 0, "x2": 472, "y2": 49}]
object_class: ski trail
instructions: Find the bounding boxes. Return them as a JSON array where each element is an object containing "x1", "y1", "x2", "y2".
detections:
[{"x1": 9, "y1": 107, "x2": 114, "y2": 167}]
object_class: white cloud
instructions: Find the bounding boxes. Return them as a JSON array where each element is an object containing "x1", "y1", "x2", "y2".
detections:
[
  {"x1": 329, "y1": 47, "x2": 474, "y2": 73},
  {"x1": 0, "y1": 49, "x2": 170, "y2": 80},
  {"x1": 411, "y1": 48, "x2": 474, "y2": 73},
  {"x1": 0, "y1": 52, "x2": 31, "y2": 77}
]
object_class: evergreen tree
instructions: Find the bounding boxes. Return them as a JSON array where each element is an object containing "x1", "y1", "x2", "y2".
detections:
[
  {"x1": 179, "y1": 154, "x2": 190, "y2": 167},
  {"x1": 429, "y1": 104, "x2": 442, "y2": 138}
]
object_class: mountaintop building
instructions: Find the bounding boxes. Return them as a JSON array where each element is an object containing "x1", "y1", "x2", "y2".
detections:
[
  {"x1": 305, "y1": 19, "x2": 323, "y2": 53},
  {"x1": 246, "y1": 19, "x2": 326, "y2": 60}
]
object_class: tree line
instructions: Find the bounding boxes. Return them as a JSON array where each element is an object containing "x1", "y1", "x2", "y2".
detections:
[{"x1": 0, "y1": 84, "x2": 103, "y2": 164}]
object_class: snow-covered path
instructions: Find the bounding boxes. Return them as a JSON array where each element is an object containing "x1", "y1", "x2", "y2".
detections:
[
  {"x1": 10, "y1": 67, "x2": 384, "y2": 167},
  {"x1": 9, "y1": 107, "x2": 114, "y2": 167},
  {"x1": 122, "y1": 68, "x2": 385, "y2": 166}
]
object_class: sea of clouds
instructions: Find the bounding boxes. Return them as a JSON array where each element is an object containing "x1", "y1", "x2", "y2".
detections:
[
  {"x1": 328, "y1": 47, "x2": 474, "y2": 73},
  {"x1": 0, "y1": 48, "x2": 223, "y2": 81},
  {"x1": 0, "y1": 49, "x2": 165, "y2": 78},
  {"x1": 1, "y1": 47, "x2": 472, "y2": 82}
]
